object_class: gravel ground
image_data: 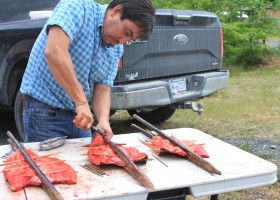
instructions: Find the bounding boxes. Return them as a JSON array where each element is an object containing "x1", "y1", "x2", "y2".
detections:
[
  {"x1": 221, "y1": 40, "x2": 280, "y2": 168},
  {"x1": 222, "y1": 136, "x2": 280, "y2": 168}
]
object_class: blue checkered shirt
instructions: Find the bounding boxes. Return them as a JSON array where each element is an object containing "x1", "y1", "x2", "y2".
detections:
[{"x1": 20, "y1": 0, "x2": 123, "y2": 110}]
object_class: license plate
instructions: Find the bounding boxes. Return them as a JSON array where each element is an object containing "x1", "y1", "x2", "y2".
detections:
[{"x1": 169, "y1": 78, "x2": 187, "y2": 95}]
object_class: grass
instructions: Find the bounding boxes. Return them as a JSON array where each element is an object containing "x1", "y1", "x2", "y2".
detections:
[
  {"x1": 110, "y1": 60, "x2": 280, "y2": 200},
  {"x1": 257, "y1": 153, "x2": 275, "y2": 160},
  {"x1": 239, "y1": 144, "x2": 253, "y2": 153}
]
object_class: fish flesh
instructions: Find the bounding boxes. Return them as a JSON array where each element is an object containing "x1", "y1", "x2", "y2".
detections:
[
  {"x1": 146, "y1": 135, "x2": 209, "y2": 158},
  {"x1": 88, "y1": 135, "x2": 148, "y2": 166},
  {"x1": 3, "y1": 149, "x2": 77, "y2": 191}
]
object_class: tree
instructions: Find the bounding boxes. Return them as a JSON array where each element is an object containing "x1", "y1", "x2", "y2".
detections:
[{"x1": 152, "y1": 0, "x2": 279, "y2": 66}]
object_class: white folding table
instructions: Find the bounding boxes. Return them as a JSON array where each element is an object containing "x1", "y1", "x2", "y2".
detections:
[{"x1": 0, "y1": 128, "x2": 277, "y2": 200}]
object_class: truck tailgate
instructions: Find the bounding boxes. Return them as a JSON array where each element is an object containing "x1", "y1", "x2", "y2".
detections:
[{"x1": 115, "y1": 9, "x2": 223, "y2": 83}]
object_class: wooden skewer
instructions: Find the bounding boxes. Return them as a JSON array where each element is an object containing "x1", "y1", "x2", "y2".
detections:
[
  {"x1": 2, "y1": 160, "x2": 66, "y2": 172},
  {"x1": 48, "y1": 169, "x2": 67, "y2": 174},
  {"x1": 138, "y1": 139, "x2": 154, "y2": 148},
  {"x1": 86, "y1": 145, "x2": 141, "y2": 150},
  {"x1": 116, "y1": 143, "x2": 126, "y2": 146},
  {"x1": 87, "y1": 146, "x2": 107, "y2": 149},
  {"x1": 90, "y1": 153, "x2": 117, "y2": 157},
  {"x1": 88, "y1": 143, "x2": 126, "y2": 147},
  {"x1": 85, "y1": 146, "x2": 111, "y2": 149},
  {"x1": 132, "y1": 124, "x2": 155, "y2": 138},
  {"x1": 138, "y1": 139, "x2": 163, "y2": 154},
  {"x1": 152, "y1": 154, "x2": 168, "y2": 167},
  {"x1": 138, "y1": 139, "x2": 176, "y2": 155},
  {"x1": 0, "y1": 152, "x2": 61, "y2": 166},
  {"x1": 14, "y1": 170, "x2": 67, "y2": 177}
]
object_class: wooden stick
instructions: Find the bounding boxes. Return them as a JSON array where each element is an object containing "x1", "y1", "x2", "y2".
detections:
[
  {"x1": 138, "y1": 139, "x2": 179, "y2": 156},
  {"x1": 152, "y1": 154, "x2": 168, "y2": 167},
  {"x1": 131, "y1": 124, "x2": 155, "y2": 138},
  {"x1": 49, "y1": 169, "x2": 67, "y2": 174},
  {"x1": 138, "y1": 139, "x2": 154, "y2": 148},
  {"x1": 90, "y1": 153, "x2": 117, "y2": 157},
  {"x1": 2, "y1": 160, "x2": 66, "y2": 171},
  {"x1": 81, "y1": 142, "x2": 126, "y2": 148},
  {"x1": 87, "y1": 146, "x2": 112, "y2": 149},
  {"x1": 132, "y1": 114, "x2": 221, "y2": 175},
  {"x1": 1, "y1": 152, "x2": 61, "y2": 166},
  {"x1": 91, "y1": 126, "x2": 155, "y2": 190},
  {"x1": 6, "y1": 131, "x2": 64, "y2": 200},
  {"x1": 20, "y1": 170, "x2": 67, "y2": 177},
  {"x1": 87, "y1": 145, "x2": 141, "y2": 149}
]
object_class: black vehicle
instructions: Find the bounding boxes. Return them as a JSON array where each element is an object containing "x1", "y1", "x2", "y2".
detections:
[{"x1": 0, "y1": 0, "x2": 229, "y2": 140}]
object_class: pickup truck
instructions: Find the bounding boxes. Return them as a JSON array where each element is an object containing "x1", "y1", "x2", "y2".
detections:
[{"x1": 0, "y1": 0, "x2": 229, "y2": 140}]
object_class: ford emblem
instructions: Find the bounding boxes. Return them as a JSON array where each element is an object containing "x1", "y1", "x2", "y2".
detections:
[{"x1": 173, "y1": 34, "x2": 188, "y2": 45}]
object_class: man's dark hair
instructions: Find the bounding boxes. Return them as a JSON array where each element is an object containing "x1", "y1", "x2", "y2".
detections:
[{"x1": 108, "y1": 0, "x2": 155, "y2": 40}]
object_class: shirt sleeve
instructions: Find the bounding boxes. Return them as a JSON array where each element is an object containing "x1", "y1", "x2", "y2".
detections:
[
  {"x1": 46, "y1": 0, "x2": 85, "y2": 42},
  {"x1": 98, "y1": 44, "x2": 124, "y2": 86}
]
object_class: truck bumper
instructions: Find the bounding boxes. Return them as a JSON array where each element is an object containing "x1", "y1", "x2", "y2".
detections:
[{"x1": 111, "y1": 70, "x2": 229, "y2": 109}]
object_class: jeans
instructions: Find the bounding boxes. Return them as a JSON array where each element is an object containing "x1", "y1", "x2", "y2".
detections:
[{"x1": 23, "y1": 95, "x2": 91, "y2": 142}]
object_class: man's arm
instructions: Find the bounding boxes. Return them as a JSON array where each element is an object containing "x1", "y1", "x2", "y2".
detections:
[
  {"x1": 45, "y1": 26, "x2": 93, "y2": 129},
  {"x1": 92, "y1": 84, "x2": 113, "y2": 139}
]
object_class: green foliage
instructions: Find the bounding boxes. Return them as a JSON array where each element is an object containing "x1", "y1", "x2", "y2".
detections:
[
  {"x1": 223, "y1": 22, "x2": 273, "y2": 65},
  {"x1": 273, "y1": 46, "x2": 280, "y2": 58},
  {"x1": 222, "y1": 20, "x2": 277, "y2": 66},
  {"x1": 151, "y1": 0, "x2": 280, "y2": 67},
  {"x1": 267, "y1": 0, "x2": 280, "y2": 8},
  {"x1": 152, "y1": 0, "x2": 193, "y2": 10},
  {"x1": 237, "y1": 45, "x2": 273, "y2": 66}
]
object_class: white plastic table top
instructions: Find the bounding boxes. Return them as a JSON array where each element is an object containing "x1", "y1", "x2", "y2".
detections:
[{"x1": 0, "y1": 128, "x2": 277, "y2": 200}]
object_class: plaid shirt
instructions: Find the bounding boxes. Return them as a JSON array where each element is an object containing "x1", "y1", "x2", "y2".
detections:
[{"x1": 20, "y1": 0, "x2": 123, "y2": 110}]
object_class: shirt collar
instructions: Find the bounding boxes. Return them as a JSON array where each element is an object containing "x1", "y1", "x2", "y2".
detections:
[{"x1": 98, "y1": 4, "x2": 114, "y2": 48}]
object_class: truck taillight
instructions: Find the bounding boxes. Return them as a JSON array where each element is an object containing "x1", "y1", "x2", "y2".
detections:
[
  {"x1": 220, "y1": 28, "x2": 224, "y2": 59},
  {"x1": 118, "y1": 57, "x2": 123, "y2": 70}
]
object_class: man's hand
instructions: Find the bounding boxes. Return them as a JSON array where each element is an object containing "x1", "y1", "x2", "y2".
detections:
[
  {"x1": 73, "y1": 104, "x2": 94, "y2": 130},
  {"x1": 96, "y1": 120, "x2": 113, "y2": 139}
]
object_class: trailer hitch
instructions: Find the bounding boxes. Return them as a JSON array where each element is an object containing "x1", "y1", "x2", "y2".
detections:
[{"x1": 181, "y1": 101, "x2": 204, "y2": 116}]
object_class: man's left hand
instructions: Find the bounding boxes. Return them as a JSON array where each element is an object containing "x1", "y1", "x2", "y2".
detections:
[{"x1": 96, "y1": 121, "x2": 113, "y2": 139}]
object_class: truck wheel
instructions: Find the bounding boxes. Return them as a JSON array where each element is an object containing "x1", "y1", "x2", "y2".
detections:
[
  {"x1": 14, "y1": 91, "x2": 24, "y2": 141},
  {"x1": 127, "y1": 106, "x2": 176, "y2": 124},
  {"x1": 110, "y1": 110, "x2": 116, "y2": 116}
]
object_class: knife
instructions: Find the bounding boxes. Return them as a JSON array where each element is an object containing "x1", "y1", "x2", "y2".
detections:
[{"x1": 90, "y1": 125, "x2": 155, "y2": 190}]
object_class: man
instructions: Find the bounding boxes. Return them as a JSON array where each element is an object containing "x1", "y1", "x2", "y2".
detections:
[{"x1": 20, "y1": 0, "x2": 155, "y2": 142}]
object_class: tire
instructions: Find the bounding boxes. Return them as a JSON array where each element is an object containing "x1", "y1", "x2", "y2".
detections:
[
  {"x1": 14, "y1": 90, "x2": 24, "y2": 141},
  {"x1": 110, "y1": 110, "x2": 116, "y2": 117},
  {"x1": 127, "y1": 105, "x2": 176, "y2": 124}
]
